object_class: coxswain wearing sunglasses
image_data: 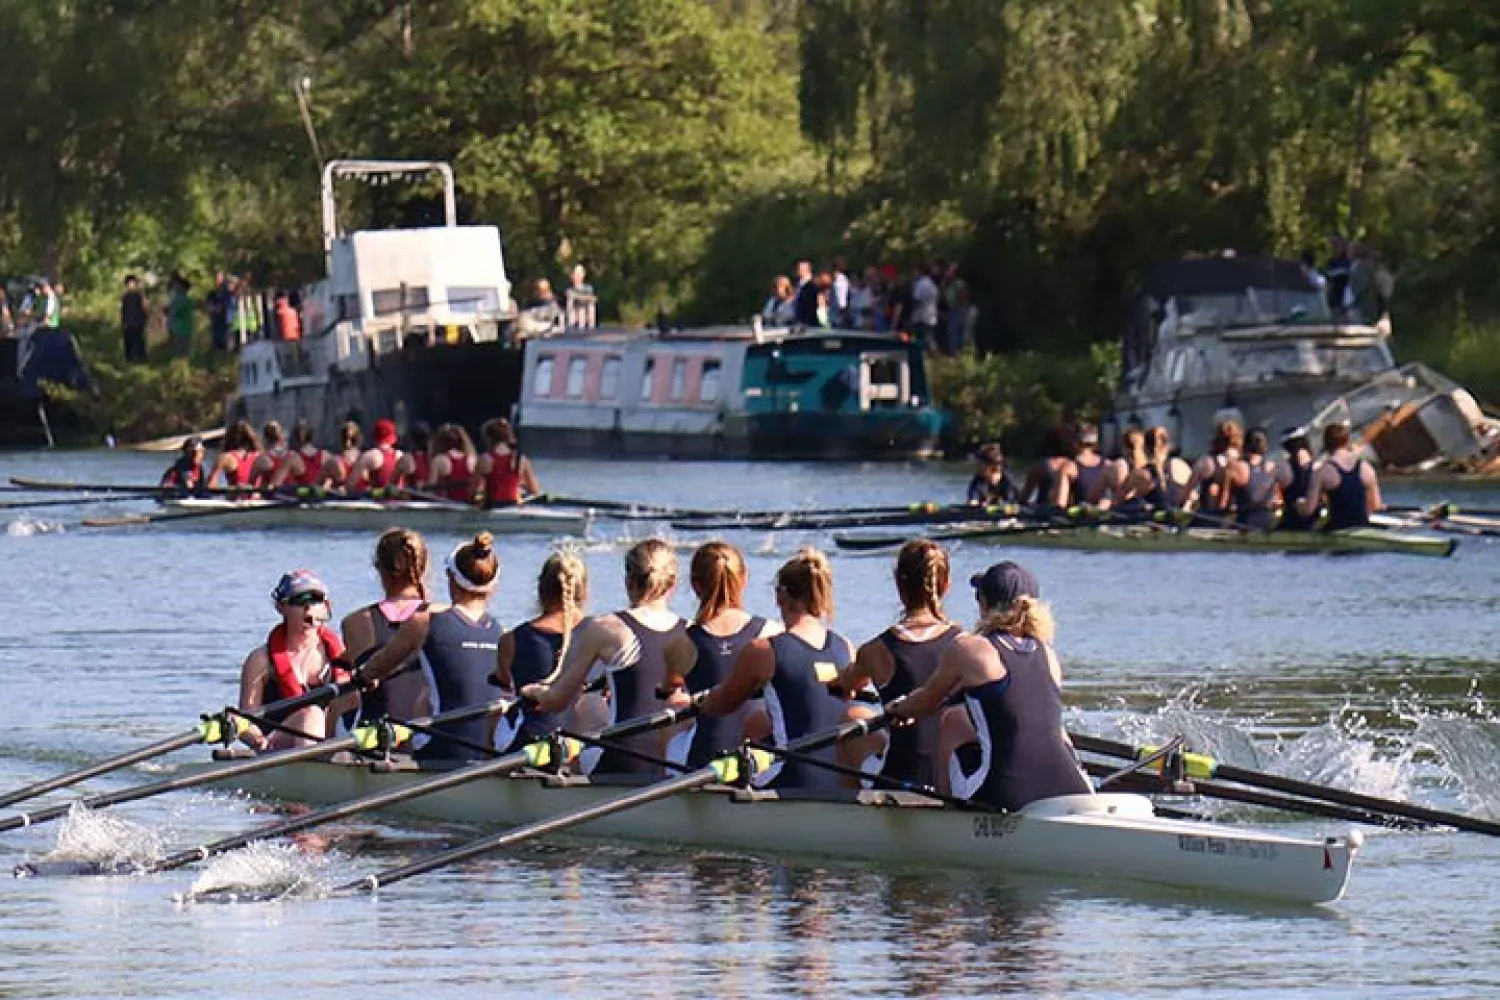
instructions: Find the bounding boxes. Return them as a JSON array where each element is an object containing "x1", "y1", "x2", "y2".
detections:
[{"x1": 235, "y1": 570, "x2": 354, "y2": 751}]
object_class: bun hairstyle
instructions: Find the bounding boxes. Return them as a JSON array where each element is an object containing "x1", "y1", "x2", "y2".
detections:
[
  {"x1": 1212, "y1": 418, "x2": 1244, "y2": 455},
  {"x1": 893, "y1": 539, "x2": 948, "y2": 618},
  {"x1": 340, "y1": 420, "x2": 362, "y2": 451},
  {"x1": 227, "y1": 419, "x2": 260, "y2": 452},
  {"x1": 1245, "y1": 427, "x2": 1270, "y2": 458},
  {"x1": 374, "y1": 527, "x2": 429, "y2": 599},
  {"x1": 538, "y1": 550, "x2": 589, "y2": 663},
  {"x1": 776, "y1": 547, "x2": 835, "y2": 620},
  {"x1": 291, "y1": 419, "x2": 316, "y2": 450},
  {"x1": 690, "y1": 541, "x2": 747, "y2": 624},
  {"x1": 624, "y1": 538, "x2": 677, "y2": 604},
  {"x1": 1121, "y1": 427, "x2": 1147, "y2": 467},
  {"x1": 262, "y1": 420, "x2": 285, "y2": 448},
  {"x1": 482, "y1": 417, "x2": 518, "y2": 448},
  {"x1": 448, "y1": 531, "x2": 499, "y2": 594}
]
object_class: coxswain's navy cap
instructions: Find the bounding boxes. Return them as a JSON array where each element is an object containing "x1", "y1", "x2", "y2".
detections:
[
  {"x1": 970, "y1": 561, "x2": 1040, "y2": 608},
  {"x1": 272, "y1": 569, "x2": 329, "y2": 605}
]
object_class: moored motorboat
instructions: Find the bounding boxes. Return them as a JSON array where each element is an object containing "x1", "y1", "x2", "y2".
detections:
[
  {"x1": 152, "y1": 496, "x2": 588, "y2": 534},
  {"x1": 833, "y1": 522, "x2": 1457, "y2": 557},
  {"x1": 193, "y1": 757, "x2": 1359, "y2": 904}
]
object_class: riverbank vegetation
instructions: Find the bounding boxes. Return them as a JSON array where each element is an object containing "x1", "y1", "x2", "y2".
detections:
[{"x1": 7, "y1": 1, "x2": 1500, "y2": 444}]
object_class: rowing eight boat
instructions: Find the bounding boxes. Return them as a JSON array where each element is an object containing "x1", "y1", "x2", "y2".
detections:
[
  {"x1": 145, "y1": 497, "x2": 590, "y2": 534},
  {"x1": 191, "y1": 757, "x2": 1360, "y2": 904},
  {"x1": 833, "y1": 522, "x2": 1457, "y2": 557}
]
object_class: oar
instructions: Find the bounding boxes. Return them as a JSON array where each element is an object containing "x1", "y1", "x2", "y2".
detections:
[
  {"x1": 0, "y1": 493, "x2": 157, "y2": 511},
  {"x1": 0, "y1": 699, "x2": 505, "y2": 835},
  {"x1": 0, "y1": 678, "x2": 368, "y2": 810},
  {"x1": 8, "y1": 477, "x2": 263, "y2": 497},
  {"x1": 79, "y1": 494, "x2": 312, "y2": 528},
  {"x1": 146, "y1": 702, "x2": 701, "y2": 879},
  {"x1": 323, "y1": 712, "x2": 895, "y2": 897},
  {"x1": 1071, "y1": 732, "x2": 1500, "y2": 837}
]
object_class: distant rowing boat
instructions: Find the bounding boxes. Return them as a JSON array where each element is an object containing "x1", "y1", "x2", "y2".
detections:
[
  {"x1": 833, "y1": 522, "x2": 1457, "y2": 557},
  {"x1": 193, "y1": 757, "x2": 1360, "y2": 904},
  {"x1": 144, "y1": 497, "x2": 589, "y2": 534}
]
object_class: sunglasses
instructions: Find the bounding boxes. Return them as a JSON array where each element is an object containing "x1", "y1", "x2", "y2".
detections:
[{"x1": 283, "y1": 591, "x2": 327, "y2": 607}]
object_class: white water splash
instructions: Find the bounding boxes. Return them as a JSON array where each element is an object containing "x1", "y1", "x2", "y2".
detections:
[
  {"x1": 186, "y1": 842, "x2": 332, "y2": 901},
  {"x1": 1414, "y1": 717, "x2": 1500, "y2": 818},
  {"x1": 5, "y1": 517, "x2": 64, "y2": 537},
  {"x1": 47, "y1": 804, "x2": 162, "y2": 866}
]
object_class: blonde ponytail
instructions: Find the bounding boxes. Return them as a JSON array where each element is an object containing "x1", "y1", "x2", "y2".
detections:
[{"x1": 976, "y1": 595, "x2": 1055, "y2": 645}]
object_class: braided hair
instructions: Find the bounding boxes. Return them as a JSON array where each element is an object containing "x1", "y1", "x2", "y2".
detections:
[
  {"x1": 373, "y1": 528, "x2": 429, "y2": 600},
  {"x1": 893, "y1": 539, "x2": 948, "y2": 620}
]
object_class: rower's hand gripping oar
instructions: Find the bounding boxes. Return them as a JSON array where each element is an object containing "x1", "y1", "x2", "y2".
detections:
[
  {"x1": 327, "y1": 711, "x2": 897, "y2": 897},
  {"x1": 0, "y1": 695, "x2": 502, "y2": 836},
  {"x1": 159, "y1": 700, "x2": 705, "y2": 881},
  {"x1": 0, "y1": 677, "x2": 367, "y2": 811},
  {"x1": 1071, "y1": 731, "x2": 1500, "y2": 837}
]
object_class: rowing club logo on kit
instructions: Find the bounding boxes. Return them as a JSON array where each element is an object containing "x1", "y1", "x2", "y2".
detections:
[{"x1": 719, "y1": 640, "x2": 734, "y2": 657}]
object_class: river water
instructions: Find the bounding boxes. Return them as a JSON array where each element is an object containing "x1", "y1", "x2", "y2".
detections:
[{"x1": 2, "y1": 450, "x2": 1499, "y2": 998}]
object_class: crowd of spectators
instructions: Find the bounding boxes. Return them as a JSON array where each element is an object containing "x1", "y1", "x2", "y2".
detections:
[{"x1": 759, "y1": 258, "x2": 975, "y2": 355}]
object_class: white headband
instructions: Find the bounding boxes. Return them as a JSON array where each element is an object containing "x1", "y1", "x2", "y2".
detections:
[{"x1": 445, "y1": 546, "x2": 497, "y2": 594}]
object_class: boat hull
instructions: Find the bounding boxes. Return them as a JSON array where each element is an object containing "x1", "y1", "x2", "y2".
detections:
[
  {"x1": 195, "y1": 759, "x2": 1357, "y2": 905},
  {"x1": 834, "y1": 523, "x2": 1456, "y2": 557},
  {"x1": 155, "y1": 498, "x2": 588, "y2": 534}
]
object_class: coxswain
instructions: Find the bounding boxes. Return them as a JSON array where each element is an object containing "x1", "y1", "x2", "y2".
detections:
[
  {"x1": 1190, "y1": 417, "x2": 1243, "y2": 519},
  {"x1": 473, "y1": 417, "x2": 541, "y2": 507},
  {"x1": 407, "y1": 421, "x2": 434, "y2": 488},
  {"x1": 1296, "y1": 422, "x2": 1382, "y2": 529},
  {"x1": 355, "y1": 532, "x2": 503, "y2": 760},
  {"x1": 1275, "y1": 427, "x2": 1318, "y2": 530},
  {"x1": 966, "y1": 443, "x2": 1018, "y2": 506},
  {"x1": 345, "y1": 418, "x2": 416, "y2": 495},
  {"x1": 428, "y1": 423, "x2": 477, "y2": 503},
  {"x1": 490, "y1": 551, "x2": 589, "y2": 754},
  {"x1": 341, "y1": 528, "x2": 432, "y2": 727},
  {"x1": 236, "y1": 570, "x2": 353, "y2": 751},
  {"x1": 159, "y1": 436, "x2": 208, "y2": 494},
  {"x1": 247, "y1": 420, "x2": 290, "y2": 488},
  {"x1": 1073, "y1": 423, "x2": 1110, "y2": 508},
  {"x1": 888, "y1": 561, "x2": 1092, "y2": 811},
  {"x1": 1022, "y1": 423, "x2": 1079, "y2": 510},
  {"x1": 838, "y1": 539, "x2": 961, "y2": 788},
  {"x1": 269, "y1": 420, "x2": 338, "y2": 492},
  {"x1": 668, "y1": 542, "x2": 781, "y2": 768},
  {"x1": 1224, "y1": 427, "x2": 1280, "y2": 530},
  {"x1": 523, "y1": 539, "x2": 694, "y2": 775},
  {"x1": 207, "y1": 419, "x2": 262, "y2": 489},
  {"x1": 697, "y1": 548, "x2": 876, "y2": 789}
]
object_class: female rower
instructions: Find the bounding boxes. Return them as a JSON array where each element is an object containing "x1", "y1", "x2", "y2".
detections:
[
  {"x1": 838, "y1": 539, "x2": 960, "y2": 787},
  {"x1": 1023, "y1": 423, "x2": 1078, "y2": 510},
  {"x1": 207, "y1": 419, "x2": 262, "y2": 489},
  {"x1": 159, "y1": 436, "x2": 208, "y2": 493},
  {"x1": 1224, "y1": 427, "x2": 1280, "y2": 530},
  {"x1": 698, "y1": 548, "x2": 871, "y2": 790},
  {"x1": 1296, "y1": 422, "x2": 1382, "y2": 529},
  {"x1": 236, "y1": 570, "x2": 351, "y2": 751},
  {"x1": 523, "y1": 539, "x2": 694, "y2": 774},
  {"x1": 670, "y1": 542, "x2": 782, "y2": 768},
  {"x1": 1102, "y1": 427, "x2": 1150, "y2": 514},
  {"x1": 269, "y1": 420, "x2": 337, "y2": 491},
  {"x1": 406, "y1": 421, "x2": 433, "y2": 488},
  {"x1": 428, "y1": 423, "x2": 477, "y2": 503},
  {"x1": 1072, "y1": 423, "x2": 1110, "y2": 507},
  {"x1": 1119, "y1": 425, "x2": 1192, "y2": 512},
  {"x1": 356, "y1": 532, "x2": 503, "y2": 760},
  {"x1": 345, "y1": 418, "x2": 416, "y2": 494},
  {"x1": 473, "y1": 418, "x2": 541, "y2": 507},
  {"x1": 248, "y1": 420, "x2": 289, "y2": 488},
  {"x1": 889, "y1": 561, "x2": 1092, "y2": 811},
  {"x1": 341, "y1": 528, "x2": 432, "y2": 725},
  {"x1": 1191, "y1": 417, "x2": 1244, "y2": 518},
  {"x1": 491, "y1": 551, "x2": 589, "y2": 753},
  {"x1": 1275, "y1": 427, "x2": 1318, "y2": 529},
  {"x1": 333, "y1": 420, "x2": 363, "y2": 483}
]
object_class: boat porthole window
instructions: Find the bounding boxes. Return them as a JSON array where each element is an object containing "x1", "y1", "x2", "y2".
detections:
[
  {"x1": 641, "y1": 359, "x2": 656, "y2": 402},
  {"x1": 669, "y1": 359, "x2": 688, "y2": 403},
  {"x1": 600, "y1": 356, "x2": 621, "y2": 400},
  {"x1": 566, "y1": 357, "x2": 587, "y2": 398},
  {"x1": 700, "y1": 360, "x2": 721, "y2": 404},
  {"x1": 534, "y1": 356, "x2": 555, "y2": 397}
]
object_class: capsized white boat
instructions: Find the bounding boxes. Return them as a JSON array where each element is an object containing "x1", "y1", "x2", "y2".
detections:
[
  {"x1": 154, "y1": 497, "x2": 588, "y2": 534},
  {"x1": 199, "y1": 759, "x2": 1360, "y2": 904}
]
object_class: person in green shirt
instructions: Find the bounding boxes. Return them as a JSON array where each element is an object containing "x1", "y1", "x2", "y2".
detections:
[{"x1": 167, "y1": 272, "x2": 194, "y2": 356}]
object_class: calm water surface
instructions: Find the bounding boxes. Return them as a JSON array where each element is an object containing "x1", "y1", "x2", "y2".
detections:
[{"x1": 2, "y1": 450, "x2": 1500, "y2": 998}]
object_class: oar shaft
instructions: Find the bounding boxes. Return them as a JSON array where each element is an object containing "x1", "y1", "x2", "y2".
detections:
[{"x1": 0, "y1": 730, "x2": 205, "y2": 810}]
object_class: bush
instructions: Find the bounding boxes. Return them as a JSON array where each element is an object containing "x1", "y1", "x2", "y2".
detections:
[{"x1": 928, "y1": 343, "x2": 1118, "y2": 458}]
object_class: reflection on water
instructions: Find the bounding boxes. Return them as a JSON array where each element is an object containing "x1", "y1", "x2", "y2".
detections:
[{"x1": 3, "y1": 450, "x2": 1500, "y2": 995}]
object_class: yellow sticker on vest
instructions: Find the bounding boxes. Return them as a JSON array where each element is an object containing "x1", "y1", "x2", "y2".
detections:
[{"x1": 814, "y1": 661, "x2": 839, "y2": 684}]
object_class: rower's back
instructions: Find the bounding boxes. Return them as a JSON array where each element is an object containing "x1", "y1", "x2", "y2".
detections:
[
  {"x1": 877, "y1": 624, "x2": 961, "y2": 785},
  {"x1": 360, "y1": 601, "x2": 430, "y2": 722},
  {"x1": 956, "y1": 632, "x2": 1091, "y2": 812},
  {"x1": 761, "y1": 630, "x2": 854, "y2": 791},
  {"x1": 417, "y1": 605, "x2": 501, "y2": 760},
  {"x1": 684, "y1": 615, "x2": 766, "y2": 767},
  {"x1": 593, "y1": 609, "x2": 685, "y2": 775}
]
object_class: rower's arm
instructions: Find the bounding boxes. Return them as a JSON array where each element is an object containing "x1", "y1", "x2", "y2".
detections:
[
  {"x1": 663, "y1": 630, "x2": 698, "y2": 690},
  {"x1": 699, "y1": 639, "x2": 775, "y2": 717},
  {"x1": 343, "y1": 453, "x2": 370, "y2": 492},
  {"x1": 490, "y1": 630, "x2": 517, "y2": 690},
  {"x1": 470, "y1": 455, "x2": 489, "y2": 505},
  {"x1": 1296, "y1": 464, "x2": 1330, "y2": 519},
  {"x1": 520, "y1": 456, "x2": 541, "y2": 498},
  {"x1": 526, "y1": 617, "x2": 613, "y2": 713},
  {"x1": 267, "y1": 453, "x2": 298, "y2": 489},
  {"x1": 892, "y1": 637, "x2": 974, "y2": 719},
  {"x1": 838, "y1": 639, "x2": 893, "y2": 693},
  {"x1": 236, "y1": 647, "x2": 272, "y2": 750},
  {"x1": 205, "y1": 455, "x2": 228, "y2": 489},
  {"x1": 1363, "y1": 463, "x2": 1383, "y2": 512},
  {"x1": 358, "y1": 611, "x2": 431, "y2": 684},
  {"x1": 340, "y1": 608, "x2": 376, "y2": 666}
]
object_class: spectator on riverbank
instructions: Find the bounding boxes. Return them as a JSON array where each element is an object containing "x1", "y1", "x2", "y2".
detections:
[
  {"x1": 32, "y1": 277, "x2": 60, "y2": 328},
  {"x1": 565, "y1": 264, "x2": 596, "y2": 329},
  {"x1": 1299, "y1": 250, "x2": 1326, "y2": 302},
  {"x1": 207, "y1": 271, "x2": 234, "y2": 352},
  {"x1": 121, "y1": 275, "x2": 148, "y2": 362},
  {"x1": 793, "y1": 259, "x2": 819, "y2": 326},
  {"x1": 1324, "y1": 236, "x2": 1350, "y2": 317},
  {"x1": 830, "y1": 257, "x2": 851, "y2": 327},
  {"x1": 234, "y1": 275, "x2": 262, "y2": 345},
  {"x1": 275, "y1": 290, "x2": 302, "y2": 341},
  {"x1": 761, "y1": 275, "x2": 796, "y2": 325},
  {"x1": 848, "y1": 267, "x2": 881, "y2": 331},
  {"x1": 909, "y1": 263, "x2": 939, "y2": 351},
  {"x1": 0, "y1": 288, "x2": 13, "y2": 338},
  {"x1": 167, "y1": 272, "x2": 194, "y2": 356},
  {"x1": 942, "y1": 262, "x2": 971, "y2": 355}
]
